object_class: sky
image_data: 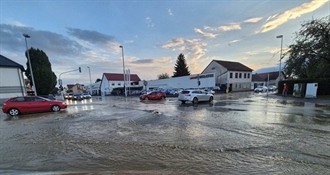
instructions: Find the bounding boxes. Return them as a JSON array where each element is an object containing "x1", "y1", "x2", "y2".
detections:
[{"x1": 1, "y1": 0, "x2": 329, "y2": 86}]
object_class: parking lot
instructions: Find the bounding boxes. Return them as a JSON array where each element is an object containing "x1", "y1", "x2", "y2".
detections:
[{"x1": 1, "y1": 92, "x2": 330, "y2": 174}]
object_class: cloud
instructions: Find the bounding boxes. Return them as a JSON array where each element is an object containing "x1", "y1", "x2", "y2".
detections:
[
  {"x1": 161, "y1": 38, "x2": 207, "y2": 73},
  {"x1": 146, "y1": 16, "x2": 155, "y2": 27},
  {"x1": 261, "y1": 0, "x2": 328, "y2": 33},
  {"x1": 168, "y1": 9, "x2": 173, "y2": 16},
  {"x1": 244, "y1": 17, "x2": 263, "y2": 23},
  {"x1": 67, "y1": 28, "x2": 114, "y2": 44},
  {"x1": 204, "y1": 23, "x2": 241, "y2": 32},
  {"x1": 0, "y1": 24, "x2": 85, "y2": 56},
  {"x1": 228, "y1": 39, "x2": 241, "y2": 46},
  {"x1": 218, "y1": 23, "x2": 241, "y2": 31},
  {"x1": 130, "y1": 57, "x2": 172, "y2": 65},
  {"x1": 194, "y1": 28, "x2": 218, "y2": 38}
]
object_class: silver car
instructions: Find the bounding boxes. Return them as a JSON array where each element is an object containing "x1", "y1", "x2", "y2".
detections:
[{"x1": 178, "y1": 90, "x2": 214, "y2": 104}]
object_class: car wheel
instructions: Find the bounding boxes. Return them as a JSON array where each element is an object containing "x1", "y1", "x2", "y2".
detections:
[
  {"x1": 52, "y1": 105, "x2": 60, "y2": 112},
  {"x1": 192, "y1": 97, "x2": 198, "y2": 104},
  {"x1": 181, "y1": 101, "x2": 186, "y2": 104},
  {"x1": 209, "y1": 96, "x2": 213, "y2": 102},
  {"x1": 8, "y1": 108, "x2": 20, "y2": 116},
  {"x1": 161, "y1": 96, "x2": 165, "y2": 100},
  {"x1": 145, "y1": 97, "x2": 149, "y2": 101}
]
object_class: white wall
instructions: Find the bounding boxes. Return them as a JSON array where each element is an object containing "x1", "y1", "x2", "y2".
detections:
[
  {"x1": 145, "y1": 73, "x2": 216, "y2": 90},
  {"x1": 0, "y1": 67, "x2": 26, "y2": 100}
]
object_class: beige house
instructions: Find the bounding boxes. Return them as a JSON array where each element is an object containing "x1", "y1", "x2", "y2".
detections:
[{"x1": 202, "y1": 60, "x2": 253, "y2": 91}]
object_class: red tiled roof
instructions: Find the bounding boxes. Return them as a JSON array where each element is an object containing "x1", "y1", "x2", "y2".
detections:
[
  {"x1": 103, "y1": 73, "x2": 141, "y2": 82},
  {"x1": 67, "y1": 84, "x2": 75, "y2": 89},
  {"x1": 214, "y1": 60, "x2": 253, "y2": 71},
  {"x1": 252, "y1": 71, "x2": 279, "y2": 81}
]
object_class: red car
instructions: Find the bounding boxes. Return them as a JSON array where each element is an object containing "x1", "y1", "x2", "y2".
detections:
[
  {"x1": 140, "y1": 91, "x2": 166, "y2": 101},
  {"x1": 2, "y1": 96, "x2": 67, "y2": 116}
]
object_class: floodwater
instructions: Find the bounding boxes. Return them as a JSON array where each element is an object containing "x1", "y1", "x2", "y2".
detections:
[{"x1": 0, "y1": 92, "x2": 330, "y2": 174}]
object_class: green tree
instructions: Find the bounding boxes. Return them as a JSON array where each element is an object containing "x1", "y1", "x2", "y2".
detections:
[
  {"x1": 158, "y1": 73, "x2": 170, "y2": 79},
  {"x1": 173, "y1": 53, "x2": 190, "y2": 77},
  {"x1": 95, "y1": 78, "x2": 102, "y2": 83},
  {"x1": 25, "y1": 48, "x2": 57, "y2": 95},
  {"x1": 284, "y1": 16, "x2": 330, "y2": 79}
]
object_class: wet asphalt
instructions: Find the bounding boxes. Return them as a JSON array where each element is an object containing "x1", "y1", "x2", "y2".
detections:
[{"x1": 0, "y1": 91, "x2": 330, "y2": 175}]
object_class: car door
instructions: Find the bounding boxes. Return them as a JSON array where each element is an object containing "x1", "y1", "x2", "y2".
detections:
[
  {"x1": 33, "y1": 97, "x2": 49, "y2": 112},
  {"x1": 13, "y1": 97, "x2": 29, "y2": 113},
  {"x1": 149, "y1": 92, "x2": 157, "y2": 100}
]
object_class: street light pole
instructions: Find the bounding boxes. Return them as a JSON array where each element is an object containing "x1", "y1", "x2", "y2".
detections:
[
  {"x1": 276, "y1": 35, "x2": 283, "y2": 81},
  {"x1": 87, "y1": 66, "x2": 92, "y2": 95},
  {"x1": 119, "y1": 45, "x2": 127, "y2": 97},
  {"x1": 23, "y1": 34, "x2": 37, "y2": 96}
]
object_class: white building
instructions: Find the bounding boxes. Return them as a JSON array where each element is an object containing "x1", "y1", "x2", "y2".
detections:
[
  {"x1": 146, "y1": 73, "x2": 216, "y2": 90},
  {"x1": 0, "y1": 54, "x2": 26, "y2": 103},
  {"x1": 201, "y1": 60, "x2": 253, "y2": 91},
  {"x1": 100, "y1": 73, "x2": 142, "y2": 96}
]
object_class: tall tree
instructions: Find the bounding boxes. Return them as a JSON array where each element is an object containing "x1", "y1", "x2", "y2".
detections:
[
  {"x1": 25, "y1": 48, "x2": 57, "y2": 95},
  {"x1": 158, "y1": 73, "x2": 170, "y2": 79},
  {"x1": 173, "y1": 53, "x2": 190, "y2": 77},
  {"x1": 284, "y1": 16, "x2": 330, "y2": 79}
]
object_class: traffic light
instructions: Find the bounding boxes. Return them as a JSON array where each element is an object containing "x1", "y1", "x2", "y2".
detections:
[{"x1": 78, "y1": 67, "x2": 81, "y2": 73}]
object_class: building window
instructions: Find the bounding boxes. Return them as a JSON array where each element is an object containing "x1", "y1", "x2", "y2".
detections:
[
  {"x1": 211, "y1": 67, "x2": 215, "y2": 70},
  {"x1": 230, "y1": 73, "x2": 233, "y2": 78},
  {"x1": 239, "y1": 83, "x2": 241, "y2": 89},
  {"x1": 239, "y1": 73, "x2": 242, "y2": 78},
  {"x1": 247, "y1": 73, "x2": 250, "y2": 78},
  {"x1": 118, "y1": 83, "x2": 121, "y2": 86},
  {"x1": 244, "y1": 73, "x2": 246, "y2": 78},
  {"x1": 111, "y1": 83, "x2": 115, "y2": 86},
  {"x1": 235, "y1": 73, "x2": 238, "y2": 78}
]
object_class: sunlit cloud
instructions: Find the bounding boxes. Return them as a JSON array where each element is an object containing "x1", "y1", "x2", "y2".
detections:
[
  {"x1": 261, "y1": 0, "x2": 328, "y2": 33},
  {"x1": 244, "y1": 17, "x2": 263, "y2": 23},
  {"x1": 161, "y1": 38, "x2": 207, "y2": 73},
  {"x1": 217, "y1": 23, "x2": 241, "y2": 31},
  {"x1": 194, "y1": 28, "x2": 218, "y2": 38},
  {"x1": 204, "y1": 23, "x2": 241, "y2": 32}
]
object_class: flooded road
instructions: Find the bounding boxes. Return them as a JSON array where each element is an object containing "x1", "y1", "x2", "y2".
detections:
[{"x1": 0, "y1": 92, "x2": 330, "y2": 174}]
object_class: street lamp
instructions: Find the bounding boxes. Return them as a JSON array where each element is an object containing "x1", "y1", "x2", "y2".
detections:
[
  {"x1": 119, "y1": 45, "x2": 127, "y2": 97},
  {"x1": 276, "y1": 35, "x2": 283, "y2": 81},
  {"x1": 87, "y1": 66, "x2": 92, "y2": 95},
  {"x1": 23, "y1": 34, "x2": 37, "y2": 96}
]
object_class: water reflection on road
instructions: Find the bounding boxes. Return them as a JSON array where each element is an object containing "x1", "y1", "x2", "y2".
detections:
[{"x1": 0, "y1": 93, "x2": 329, "y2": 174}]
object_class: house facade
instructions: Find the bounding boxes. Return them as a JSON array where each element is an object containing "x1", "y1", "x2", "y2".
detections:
[
  {"x1": 100, "y1": 73, "x2": 142, "y2": 96},
  {"x1": 201, "y1": 60, "x2": 253, "y2": 91},
  {"x1": 252, "y1": 71, "x2": 283, "y2": 88},
  {"x1": 0, "y1": 55, "x2": 26, "y2": 103}
]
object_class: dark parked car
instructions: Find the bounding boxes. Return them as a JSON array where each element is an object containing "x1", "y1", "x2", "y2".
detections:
[
  {"x1": 72, "y1": 94, "x2": 83, "y2": 100},
  {"x1": 64, "y1": 93, "x2": 73, "y2": 99},
  {"x1": 2, "y1": 96, "x2": 67, "y2": 116},
  {"x1": 140, "y1": 91, "x2": 166, "y2": 101}
]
